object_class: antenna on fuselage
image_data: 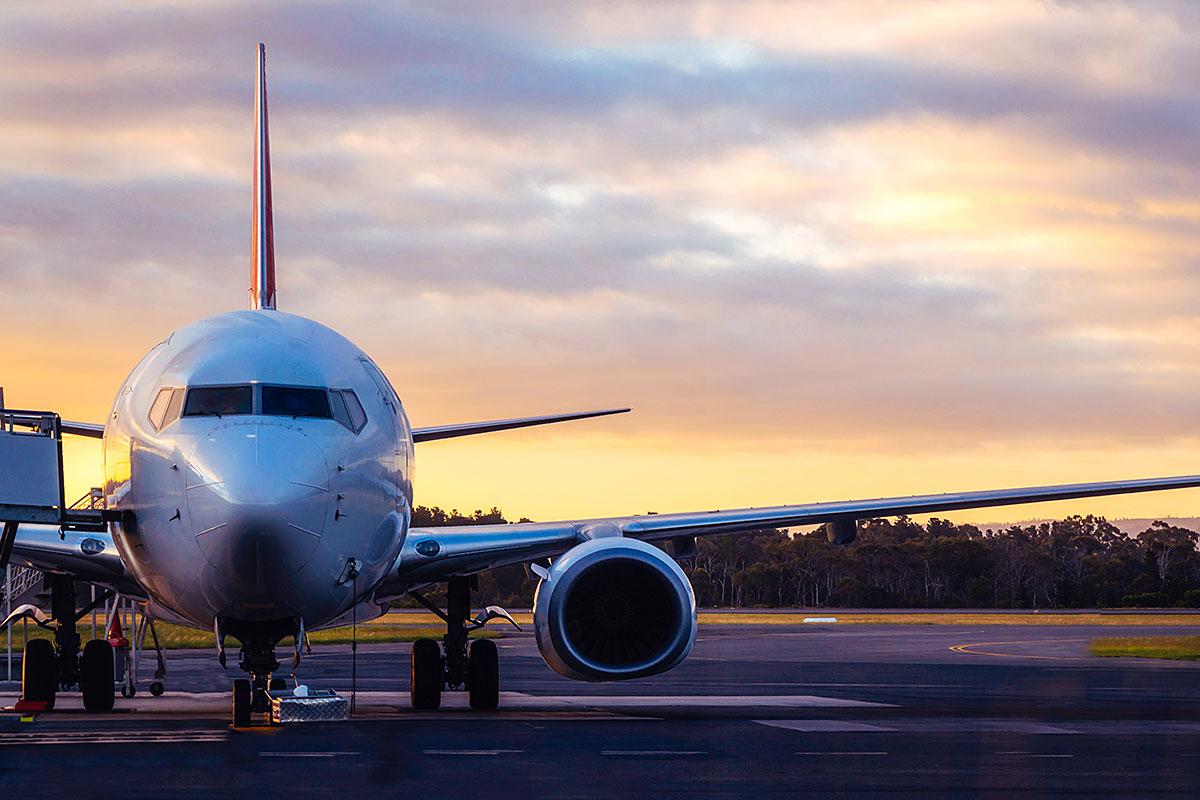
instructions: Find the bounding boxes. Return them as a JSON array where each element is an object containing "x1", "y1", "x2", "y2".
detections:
[{"x1": 249, "y1": 42, "x2": 277, "y2": 310}]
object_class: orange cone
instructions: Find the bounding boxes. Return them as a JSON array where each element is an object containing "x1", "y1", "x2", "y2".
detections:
[{"x1": 107, "y1": 614, "x2": 129, "y2": 648}]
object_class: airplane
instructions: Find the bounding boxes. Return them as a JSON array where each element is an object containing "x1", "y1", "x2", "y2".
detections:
[{"x1": 4, "y1": 43, "x2": 1200, "y2": 727}]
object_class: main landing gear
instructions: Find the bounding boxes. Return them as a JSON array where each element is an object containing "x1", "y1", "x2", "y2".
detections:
[
  {"x1": 10, "y1": 576, "x2": 115, "y2": 713},
  {"x1": 408, "y1": 576, "x2": 517, "y2": 712}
]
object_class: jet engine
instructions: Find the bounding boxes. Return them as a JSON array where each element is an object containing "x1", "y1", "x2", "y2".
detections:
[{"x1": 533, "y1": 537, "x2": 696, "y2": 681}]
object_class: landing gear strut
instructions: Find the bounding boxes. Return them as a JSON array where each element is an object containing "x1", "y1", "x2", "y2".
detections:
[
  {"x1": 408, "y1": 576, "x2": 515, "y2": 711},
  {"x1": 49, "y1": 575, "x2": 81, "y2": 690},
  {"x1": 224, "y1": 618, "x2": 293, "y2": 727},
  {"x1": 237, "y1": 638, "x2": 279, "y2": 725}
]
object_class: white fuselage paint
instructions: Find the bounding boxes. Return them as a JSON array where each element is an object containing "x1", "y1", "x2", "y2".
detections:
[{"x1": 102, "y1": 309, "x2": 412, "y2": 631}]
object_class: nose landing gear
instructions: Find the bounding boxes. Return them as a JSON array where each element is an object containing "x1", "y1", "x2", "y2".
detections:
[
  {"x1": 225, "y1": 618, "x2": 294, "y2": 727},
  {"x1": 408, "y1": 576, "x2": 516, "y2": 712}
]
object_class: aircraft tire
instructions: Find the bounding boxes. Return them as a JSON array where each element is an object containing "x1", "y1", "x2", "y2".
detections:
[
  {"x1": 467, "y1": 639, "x2": 499, "y2": 711},
  {"x1": 80, "y1": 639, "x2": 115, "y2": 712},
  {"x1": 410, "y1": 638, "x2": 442, "y2": 710},
  {"x1": 21, "y1": 638, "x2": 57, "y2": 710},
  {"x1": 232, "y1": 678, "x2": 252, "y2": 727}
]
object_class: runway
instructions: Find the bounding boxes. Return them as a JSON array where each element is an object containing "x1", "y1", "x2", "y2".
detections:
[{"x1": 2, "y1": 622, "x2": 1199, "y2": 797}]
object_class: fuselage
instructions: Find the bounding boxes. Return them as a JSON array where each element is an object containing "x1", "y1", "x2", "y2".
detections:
[{"x1": 102, "y1": 310, "x2": 413, "y2": 632}]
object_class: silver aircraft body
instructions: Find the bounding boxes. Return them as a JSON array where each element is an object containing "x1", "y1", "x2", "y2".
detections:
[
  {"x1": 5, "y1": 44, "x2": 1200, "y2": 721},
  {"x1": 103, "y1": 309, "x2": 412, "y2": 632}
]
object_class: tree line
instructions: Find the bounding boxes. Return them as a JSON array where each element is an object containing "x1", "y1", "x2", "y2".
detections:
[{"x1": 410, "y1": 507, "x2": 1200, "y2": 609}]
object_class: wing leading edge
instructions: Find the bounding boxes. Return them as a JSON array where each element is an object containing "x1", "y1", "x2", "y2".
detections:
[
  {"x1": 412, "y1": 408, "x2": 630, "y2": 443},
  {"x1": 10, "y1": 418, "x2": 104, "y2": 438},
  {"x1": 61, "y1": 420, "x2": 104, "y2": 438},
  {"x1": 382, "y1": 472, "x2": 1200, "y2": 587}
]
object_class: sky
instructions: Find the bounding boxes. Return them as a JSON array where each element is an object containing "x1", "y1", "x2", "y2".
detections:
[{"x1": 3, "y1": 0, "x2": 1200, "y2": 525}]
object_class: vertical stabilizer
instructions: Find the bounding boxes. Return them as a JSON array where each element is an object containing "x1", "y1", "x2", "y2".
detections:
[{"x1": 250, "y1": 43, "x2": 276, "y2": 310}]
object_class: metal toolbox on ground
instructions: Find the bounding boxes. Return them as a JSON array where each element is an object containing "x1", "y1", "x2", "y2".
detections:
[{"x1": 269, "y1": 689, "x2": 349, "y2": 724}]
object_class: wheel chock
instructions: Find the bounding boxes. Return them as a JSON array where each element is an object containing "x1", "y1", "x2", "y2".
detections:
[{"x1": 12, "y1": 699, "x2": 49, "y2": 720}]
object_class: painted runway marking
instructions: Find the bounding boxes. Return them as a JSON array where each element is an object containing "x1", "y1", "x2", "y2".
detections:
[
  {"x1": 422, "y1": 749, "x2": 524, "y2": 756},
  {"x1": 0, "y1": 730, "x2": 228, "y2": 746},
  {"x1": 998, "y1": 752, "x2": 1074, "y2": 759},
  {"x1": 795, "y1": 751, "x2": 888, "y2": 756},
  {"x1": 0, "y1": 734, "x2": 220, "y2": 738},
  {"x1": 601, "y1": 750, "x2": 706, "y2": 756},
  {"x1": 755, "y1": 719, "x2": 894, "y2": 732},
  {"x1": 511, "y1": 694, "x2": 893, "y2": 709},
  {"x1": 907, "y1": 720, "x2": 1076, "y2": 734},
  {"x1": 744, "y1": 682, "x2": 955, "y2": 689},
  {"x1": 948, "y1": 639, "x2": 1086, "y2": 661},
  {"x1": 259, "y1": 751, "x2": 361, "y2": 758}
]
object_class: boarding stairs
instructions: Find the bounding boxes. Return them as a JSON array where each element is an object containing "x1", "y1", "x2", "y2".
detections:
[{"x1": 0, "y1": 565, "x2": 42, "y2": 608}]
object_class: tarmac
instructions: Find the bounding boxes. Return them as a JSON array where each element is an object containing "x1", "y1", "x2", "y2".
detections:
[{"x1": 2, "y1": 621, "x2": 1199, "y2": 798}]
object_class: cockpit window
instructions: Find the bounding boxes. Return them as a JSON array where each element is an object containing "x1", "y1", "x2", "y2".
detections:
[
  {"x1": 330, "y1": 389, "x2": 367, "y2": 433},
  {"x1": 341, "y1": 390, "x2": 367, "y2": 432},
  {"x1": 329, "y1": 390, "x2": 350, "y2": 429},
  {"x1": 162, "y1": 388, "x2": 184, "y2": 427},
  {"x1": 148, "y1": 388, "x2": 173, "y2": 430},
  {"x1": 261, "y1": 385, "x2": 331, "y2": 419},
  {"x1": 150, "y1": 388, "x2": 185, "y2": 430},
  {"x1": 331, "y1": 388, "x2": 367, "y2": 431},
  {"x1": 183, "y1": 385, "x2": 253, "y2": 417}
]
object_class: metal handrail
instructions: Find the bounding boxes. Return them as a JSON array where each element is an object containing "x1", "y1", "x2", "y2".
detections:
[
  {"x1": 69, "y1": 488, "x2": 106, "y2": 511},
  {"x1": 0, "y1": 409, "x2": 61, "y2": 437},
  {"x1": 0, "y1": 565, "x2": 41, "y2": 605}
]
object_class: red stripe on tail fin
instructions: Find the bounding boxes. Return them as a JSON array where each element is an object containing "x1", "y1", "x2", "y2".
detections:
[{"x1": 250, "y1": 42, "x2": 276, "y2": 310}]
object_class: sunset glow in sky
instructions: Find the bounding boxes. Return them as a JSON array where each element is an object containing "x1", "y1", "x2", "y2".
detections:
[{"x1": 4, "y1": 1, "x2": 1200, "y2": 524}]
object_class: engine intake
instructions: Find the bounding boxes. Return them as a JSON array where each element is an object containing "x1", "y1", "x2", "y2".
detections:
[{"x1": 534, "y1": 537, "x2": 696, "y2": 681}]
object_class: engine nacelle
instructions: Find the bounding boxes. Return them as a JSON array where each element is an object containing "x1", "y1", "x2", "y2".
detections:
[{"x1": 533, "y1": 537, "x2": 697, "y2": 681}]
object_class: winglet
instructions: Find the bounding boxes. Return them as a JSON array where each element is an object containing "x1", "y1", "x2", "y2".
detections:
[{"x1": 249, "y1": 42, "x2": 276, "y2": 310}]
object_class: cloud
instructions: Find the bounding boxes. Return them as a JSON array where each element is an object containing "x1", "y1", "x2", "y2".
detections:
[
  {"x1": 4, "y1": 1, "x2": 1200, "y2": 520},
  {"x1": 4, "y1": 1, "x2": 1199, "y2": 167}
]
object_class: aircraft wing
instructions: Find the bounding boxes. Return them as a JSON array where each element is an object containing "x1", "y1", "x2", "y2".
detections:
[
  {"x1": 383, "y1": 472, "x2": 1200, "y2": 587},
  {"x1": 42, "y1": 409, "x2": 631, "y2": 443},
  {"x1": 412, "y1": 408, "x2": 630, "y2": 443},
  {"x1": 61, "y1": 420, "x2": 104, "y2": 438},
  {"x1": 7, "y1": 416, "x2": 104, "y2": 438},
  {"x1": 7, "y1": 525, "x2": 127, "y2": 583}
]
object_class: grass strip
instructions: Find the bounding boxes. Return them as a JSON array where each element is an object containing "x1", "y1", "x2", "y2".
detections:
[
  {"x1": 1089, "y1": 635, "x2": 1200, "y2": 660},
  {"x1": 0, "y1": 621, "x2": 496, "y2": 652}
]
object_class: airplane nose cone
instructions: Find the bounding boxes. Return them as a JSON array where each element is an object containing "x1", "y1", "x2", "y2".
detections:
[{"x1": 186, "y1": 422, "x2": 330, "y2": 588}]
